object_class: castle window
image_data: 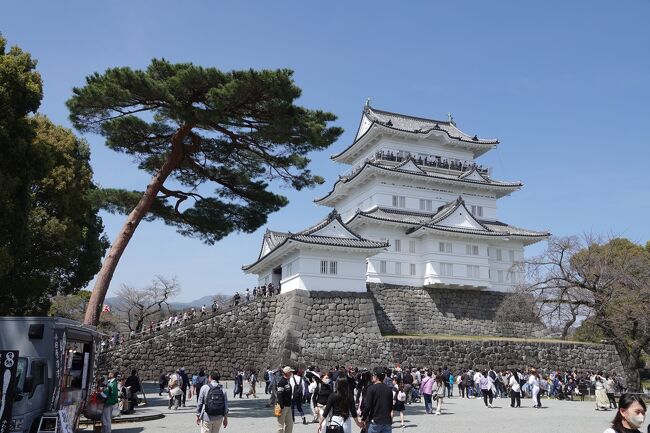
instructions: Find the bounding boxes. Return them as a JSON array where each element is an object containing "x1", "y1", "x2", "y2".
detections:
[
  {"x1": 438, "y1": 242, "x2": 452, "y2": 253},
  {"x1": 320, "y1": 260, "x2": 328, "y2": 274},
  {"x1": 409, "y1": 241, "x2": 416, "y2": 253},
  {"x1": 471, "y1": 205, "x2": 483, "y2": 217},
  {"x1": 496, "y1": 249, "x2": 503, "y2": 261},
  {"x1": 440, "y1": 263, "x2": 454, "y2": 277},
  {"x1": 329, "y1": 261, "x2": 338, "y2": 275},
  {"x1": 409, "y1": 263, "x2": 416, "y2": 276},
  {"x1": 465, "y1": 244, "x2": 479, "y2": 255},
  {"x1": 394, "y1": 262, "x2": 402, "y2": 275},
  {"x1": 394, "y1": 239, "x2": 401, "y2": 252},
  {"x1": 466, "y1": 265, "x2": 480, "y2": 278},
  {"x1": 380, "y1": 260, "x2": 387, "y2": 274},
  {"x1": 419, "y1": 199, "x2": 432, "y2": 211},
  {"x1": 392, "y1": 195, "x2": 406, "y2": 208}
]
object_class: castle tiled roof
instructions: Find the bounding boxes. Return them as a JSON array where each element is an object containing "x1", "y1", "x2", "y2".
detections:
[
  {"x1": 314, "y1": 158, "x2": 521, "y2": 204},
  {"x1": 363, "y1": 106, "x2": 499, "y2": 145},
  {"x1": 347, "y1": 198, "x2": 549, "y2": 243},
  {"x1": 332, "y1": 104, "x2": 498, "y2": 162},
  {"x1": 242, "y1": 210, "x2": 389, "y2": 271}
]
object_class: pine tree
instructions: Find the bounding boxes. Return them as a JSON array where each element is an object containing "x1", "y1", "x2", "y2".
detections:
[{"x1": 67, "y1": 60, "x2": 343, "y2": 325}]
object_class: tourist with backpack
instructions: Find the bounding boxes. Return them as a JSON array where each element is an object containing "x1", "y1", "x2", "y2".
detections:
[
  {"x1": 179, "y1": 367, "x2": 191, "y2": 407},
  {"x1": 441, "y1": 366, "x2": 451, "y2": 398},
  {"x1": 195, "y1": 370, "x2": 208, "y2": 402},
  {"x1": 264, "y1": 366, "x2": 272, "y2": 394},
  {"x1": 196, "y1": 371, "x2": 228, "y2": 433},
  {"x1": 290, "y1": 369, "x2": 308, "y2": 425}
]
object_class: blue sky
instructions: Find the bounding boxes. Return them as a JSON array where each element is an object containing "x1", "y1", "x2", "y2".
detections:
[{"x1": 3, "y1": 1, "x2": 649, "y2": 301}]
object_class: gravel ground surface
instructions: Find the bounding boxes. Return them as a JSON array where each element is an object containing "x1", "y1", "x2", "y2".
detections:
[{"x1": 81, "y1": 383, "x2": 642, "y2": 433}]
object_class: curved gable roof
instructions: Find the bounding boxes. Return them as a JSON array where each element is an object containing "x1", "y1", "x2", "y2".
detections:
[
  {"x1": 243, "y1": 210, "x2": 389, "y2": 271},
  {"x1": 332, "y1": 104, "x2": 498, "y2": 162}
]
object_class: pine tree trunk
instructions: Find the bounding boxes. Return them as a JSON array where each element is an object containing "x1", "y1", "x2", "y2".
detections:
[{"x1": 84, "y1": 125, "x2": 192, "y2": 326}]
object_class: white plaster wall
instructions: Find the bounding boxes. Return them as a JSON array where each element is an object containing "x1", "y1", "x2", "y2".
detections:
[
  {"x1": 355, "y1": 224, "x2": 527, "y2": 291},
  {"x1": 487, "y1": 241, "x2": 525, "y2": 292},
  {"x1": 335, "y1": 181, "x2": 498, "y2": 222},
  {"x1": 279, "y1": 249, "x2": 370, "y2": 292}
]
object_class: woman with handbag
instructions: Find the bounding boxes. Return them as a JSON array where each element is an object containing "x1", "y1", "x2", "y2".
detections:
[
  {"x1": 167, "y1": 371, "x2": 183, "y2": 410},
  {"x1": 392, "y1": 379, "x2": 406, "y2": 428},
  {"x1": 431, "y1": 374, "x2": 445, "y2": 416},
  {"x1": 318, "y1": 377, "x2": 364, "y2": 433}
]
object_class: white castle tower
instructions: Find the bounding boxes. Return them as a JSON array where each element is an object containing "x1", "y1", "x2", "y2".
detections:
[{"x1": 243, "y1": 103, "x2": 549, "y2": 293}]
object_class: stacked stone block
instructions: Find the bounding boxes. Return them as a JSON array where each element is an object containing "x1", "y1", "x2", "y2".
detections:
[
  {"x1": 368, "y1": 284, "x2": 548, "y2": 338},
  {"x1": 100, "y1": 288, "x2": 623, "y2": 381}
]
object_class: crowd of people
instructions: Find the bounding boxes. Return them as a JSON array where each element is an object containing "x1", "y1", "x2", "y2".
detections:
[
  {"x1": 258, "y1": 364, "x2": 643, "y2": 433},
  {"x1": 373, "y1": 150, "x2": 489, "y2": 174},
  {"x1": 96, "y1": 362, "x2": 647, "y2": 433}
]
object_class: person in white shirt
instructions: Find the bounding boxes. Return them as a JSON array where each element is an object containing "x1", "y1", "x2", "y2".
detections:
[
  {"x1": 529, "y1": 369, "x2": 541, "y2": 408},
  {"x1": 478, "y1": 371, "x2": 494, "y2": 408},
  {"x1": 508, "y1": 370, "x2": 521, "y2": 408},
  {"x1": 473, "y1": 370, "x2": 483, "y2": 398}
]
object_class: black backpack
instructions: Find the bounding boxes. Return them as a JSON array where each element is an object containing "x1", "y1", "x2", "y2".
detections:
[
  {"x1": 293, "y1": 377, "x2": 304, "y2": 402},
  {"x1": 205, "y1": 384, "x2": 226, "y2": 416},
  {"x1": 264, "y1": 370, "x2": 269, "y2": 381}
]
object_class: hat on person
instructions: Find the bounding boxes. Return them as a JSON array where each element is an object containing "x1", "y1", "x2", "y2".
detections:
[
  {"x1": 179, "y1": 367, "x2": 185, "y2": 372},
  {"x1": 282, "y1": 366, "x2": 295, "y2": 374}
]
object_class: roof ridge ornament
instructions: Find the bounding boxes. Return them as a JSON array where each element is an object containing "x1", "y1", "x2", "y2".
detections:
[
  {"x1": 327, "y1": 209, "x2": 340, "y2": 220},
  {"x1": 447, "y1": 112, "x2": 456, "y2": 126},
  {"x1": 365, "y1": 97, "x2": 371, "y2": 108}
]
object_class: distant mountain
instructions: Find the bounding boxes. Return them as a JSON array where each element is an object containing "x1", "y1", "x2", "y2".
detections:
[
  {"x1": 105, "y1": 294, "x2": 225, "y2": 310},
  {"x1": 168, "y1": 295, "x2": 216, "y2": 309}
]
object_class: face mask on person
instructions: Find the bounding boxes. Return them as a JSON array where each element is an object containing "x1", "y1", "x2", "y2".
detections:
[
  {"x1": 323, "y1": 378, "x2": 331, "y2": 384},
  {"x1": 626, "y1": 413, "x2": 645, "y2": 429}
]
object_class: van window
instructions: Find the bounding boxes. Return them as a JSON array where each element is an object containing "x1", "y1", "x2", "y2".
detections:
[
  {"x1": 30, "y1": 360, "x2": 46, "y2": 397},
  {"x1": 15, "y1": 357, "x2": 27, "y2": 399}
]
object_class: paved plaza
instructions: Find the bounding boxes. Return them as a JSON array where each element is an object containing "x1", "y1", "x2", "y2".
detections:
[{"x1": 80, "y1": 383, "x2": 637, "y2": 433}]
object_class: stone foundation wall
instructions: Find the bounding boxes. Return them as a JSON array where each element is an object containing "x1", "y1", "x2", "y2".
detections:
[
  {"x1": 100, "y1": 289, "x2": 623, "y2": 381},
  {"x1": 368, "y1": 284, "x2": 547, "y2": 338},
  {"x1": 387, "y1": 337, "x2": 622, "y2": 373},
  {"x1": 101, "y1": 296, "x2": 281, "y2": 380}
]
